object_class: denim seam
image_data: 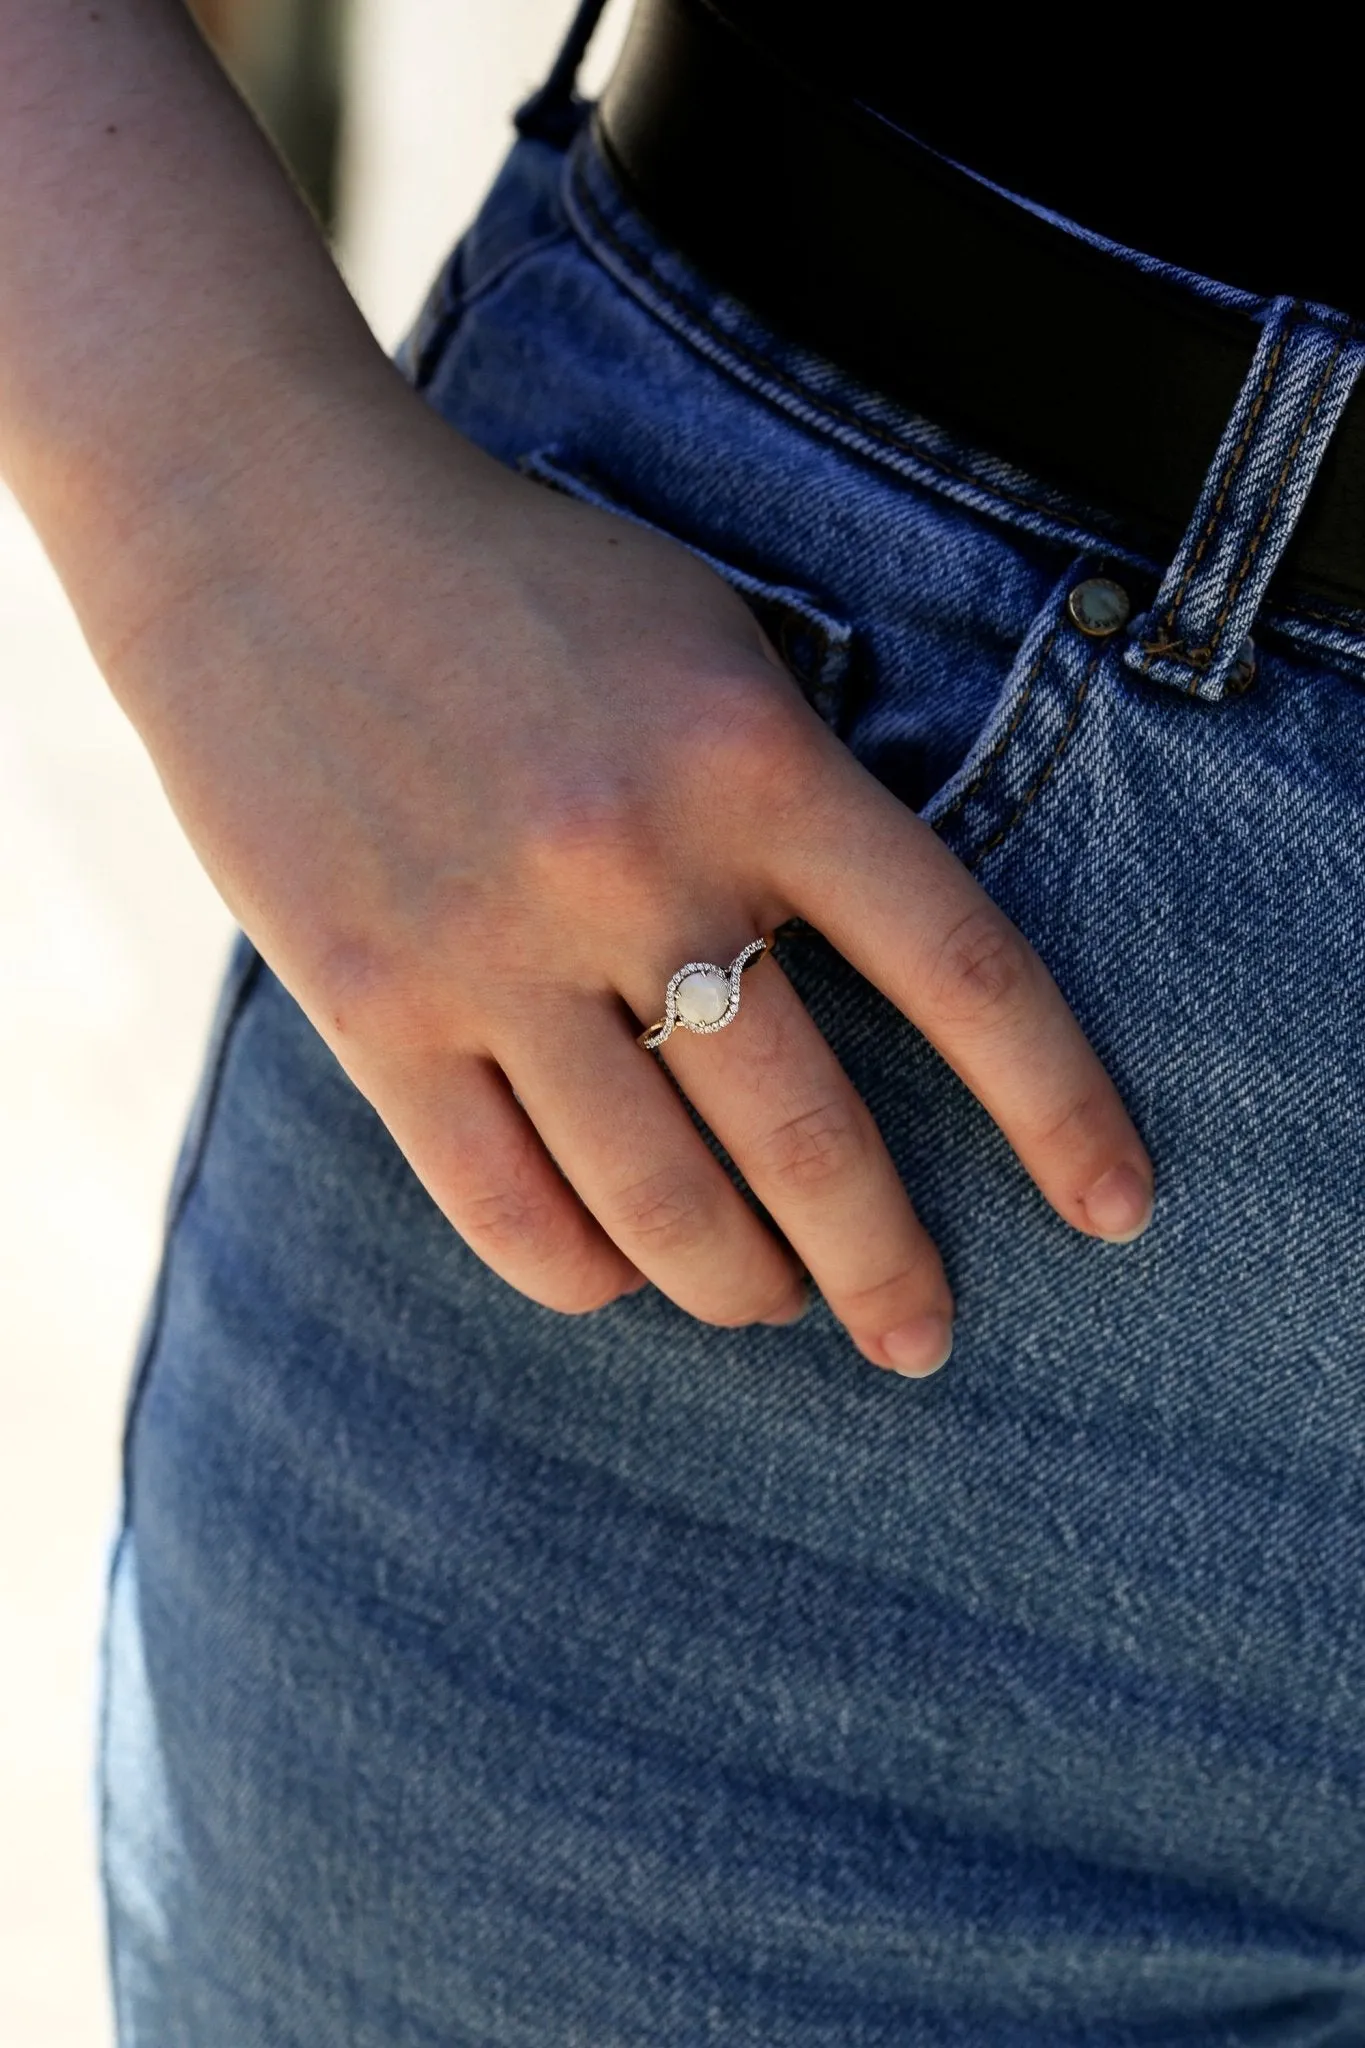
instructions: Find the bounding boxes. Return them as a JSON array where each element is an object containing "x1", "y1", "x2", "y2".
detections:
[
  {"x1": 962, "y1": 648, "x2": 1101, "y2": 871},
  {"x1": 933, "y1": 623, "x2": 1061, "y2": 834},
  {"x1": 116, "y1": 942, "x2": 264, "y2": 1503},
  {"x1": 461, "y1": 224, "x2": 573, "y2": 318},
  {"x1": 565, "y1": 148, "x2": 1116, "y2": 544},
  {"x1": 1294, "y1": 600, "x2": 1365, "y2": 626},
  {"x1": 98, "y1": 1538, "x2": 133, "y2": 2048},
  {"x1": 99, "y1": 939, "x2": 262, "y2": 2048},
  {"x1": 411, "y1": 227, "x2": 572, "y2": 393},
  {"x1": 779, "y1": 610, "x2": 834, "y2": 674}
]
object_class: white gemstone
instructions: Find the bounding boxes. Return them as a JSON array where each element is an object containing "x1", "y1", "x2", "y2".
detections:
[{"x1": 674, "y1": 966, "x2": 730, "y2": 1027}]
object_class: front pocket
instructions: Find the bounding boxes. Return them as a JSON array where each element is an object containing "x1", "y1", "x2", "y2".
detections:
[{"x1": 519, "y1": 448, "x2": 857, "y2": 732}]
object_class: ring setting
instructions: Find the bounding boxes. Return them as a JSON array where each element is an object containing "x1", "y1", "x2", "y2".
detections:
[{"x1": 638, "y1": 936, "x2": 770, "y2": 1050}]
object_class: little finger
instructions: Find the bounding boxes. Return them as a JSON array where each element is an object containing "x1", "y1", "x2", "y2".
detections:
[{"x1": 368, "y1": 1047, "x2": 644, "y2": 1313}]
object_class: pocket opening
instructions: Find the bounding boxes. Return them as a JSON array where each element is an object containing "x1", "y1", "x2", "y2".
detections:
[{"x1": 518, "y1": 447, "x2": 857, "y2": 732}]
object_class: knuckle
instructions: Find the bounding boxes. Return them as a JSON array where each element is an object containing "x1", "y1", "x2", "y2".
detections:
[
  {"x1": 459, "y1": 1178, "x2": 562, "y2": 1262},
  {"x1": 754, "y1": 1096, "x2": 868, "y2": 1196},
  {"x1": 459, "y1": 1180, "x2": 623, "y2": 1314},
  {"x1": 519, "y1": 782, "x2": 654, "y2": 890},
  {"x1": 682, "y1": 671, "x2": 806, "y2": 795},
  {"x1": 606, "y1": 1167, "x2": 719, "y2": 1258},
  {"x1": 927, "y1": 906, "x2": 1035, "y2": 1029},
  {"x1": 512, "y1": 789, "x2": 662, "y2": 941},
  {"x1": 1025, "y1": 1084, "x2": 1106, "y2": 1155}
]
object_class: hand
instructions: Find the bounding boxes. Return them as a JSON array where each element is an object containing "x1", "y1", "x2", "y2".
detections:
[{"x1": 103, "y1": 379, "x2": 1154, "y2": 1377}]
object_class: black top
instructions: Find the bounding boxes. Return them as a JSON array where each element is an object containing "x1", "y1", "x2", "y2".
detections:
[{"x1": 712, "y1": 2, "x2": 1361, "y2": 319}]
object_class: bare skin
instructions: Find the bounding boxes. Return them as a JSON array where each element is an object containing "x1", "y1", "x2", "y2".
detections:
[{"x1": 0, "y1": 1, "x2": 1154, "y2": 1377}]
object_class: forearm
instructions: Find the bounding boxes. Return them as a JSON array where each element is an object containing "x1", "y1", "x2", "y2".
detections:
[{"x1": 0, "y1": 0, "x2": 404, "y2": 659}]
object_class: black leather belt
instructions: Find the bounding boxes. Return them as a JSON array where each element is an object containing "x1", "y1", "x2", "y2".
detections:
[{"x1": 597, "y1": 0, "x2": 1365, "y2": 610}]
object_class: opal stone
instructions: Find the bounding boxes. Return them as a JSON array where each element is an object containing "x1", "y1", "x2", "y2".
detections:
[{"x1": 674, "y1": 966, "x2": 730, "y2": 1026}]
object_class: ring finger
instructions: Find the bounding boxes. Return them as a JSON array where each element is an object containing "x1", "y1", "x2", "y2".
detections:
[
  {"x1": 499, "y1": 991, "x2": 809, "y2": 1329},
  {"x1": 640, "y1": 943, "x2": 955, "y2": 1375}
]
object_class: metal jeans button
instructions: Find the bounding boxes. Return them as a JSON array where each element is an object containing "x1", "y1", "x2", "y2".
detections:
[{"x1": 1067, "y1": 577, "x2": 1131, "y2": 636}]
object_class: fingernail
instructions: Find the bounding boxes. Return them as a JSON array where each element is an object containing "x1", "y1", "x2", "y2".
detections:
[
  {"x1": 762, "y1": 1283, "x2": 812, "y2": 1327},
  {"x1": 880, "y1": 1315, "x2": 954, "y2": 1378},
  {"x1": 1082, "y1": 1163, "x2": 1154, "y2": 1243}
]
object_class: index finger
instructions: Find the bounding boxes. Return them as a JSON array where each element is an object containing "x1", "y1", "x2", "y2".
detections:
[{"x1": 776, "y1": 749, "x2": 1155, "y2": 1244}]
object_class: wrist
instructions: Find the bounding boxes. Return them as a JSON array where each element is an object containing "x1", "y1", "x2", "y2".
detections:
[
  {"x1": 77, "y1": 347, "x2": 515, "y2": 732},
  {"x1": 0, "y1": 0, "x2": 422, "y2": 668},
  {"x1": 37, "y1": 332, "x2": 408, "y2": 679}
]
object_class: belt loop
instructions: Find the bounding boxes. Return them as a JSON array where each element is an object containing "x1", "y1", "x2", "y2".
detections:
[
  {"x1": 514, "y1": 0, "x2": 612, "y2": 147},
  {"x1": 1125, "y1": 297, "x2": 1365, "y2": 701}
]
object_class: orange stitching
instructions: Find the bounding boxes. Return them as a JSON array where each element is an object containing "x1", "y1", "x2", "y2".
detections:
[
  {"x1": 934, "y1": 624, "x2": 1059, "y2": 831},
  {"x1": 1134, "y1": 632, "x2": 1211, "y2": 690},
  {"x1": 1291, "y1": 601, "x2": 1365, "y2": 625},
  {"x1": 1141, "y1": 312, "x2": 1295, "y2": 653},
  {"x1": 964, "y1": 649, "x2": 1099, "y2": 869},
  {"x1": 1139, "y1": 633, "x2": 1208, "y2": 667}
]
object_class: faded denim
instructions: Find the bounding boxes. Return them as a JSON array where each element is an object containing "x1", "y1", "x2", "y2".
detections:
[{"x1": 102, "y1": 93, "x2": 1365, "y2": 2048}]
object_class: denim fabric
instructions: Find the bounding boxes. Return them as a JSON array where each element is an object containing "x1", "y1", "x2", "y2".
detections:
[{"x1": 102, "y1": 109, "x2": 1365, "y2": 2048}]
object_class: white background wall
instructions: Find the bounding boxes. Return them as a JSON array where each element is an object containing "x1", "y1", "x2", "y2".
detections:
[{"x1": 0, "y1": 2, "x2": 629, "y2": 2041}]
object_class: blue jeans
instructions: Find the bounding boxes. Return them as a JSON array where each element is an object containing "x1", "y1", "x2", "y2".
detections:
[{"x1": 102, "y1": 100, "x2": 1365, "y2": 2048}]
